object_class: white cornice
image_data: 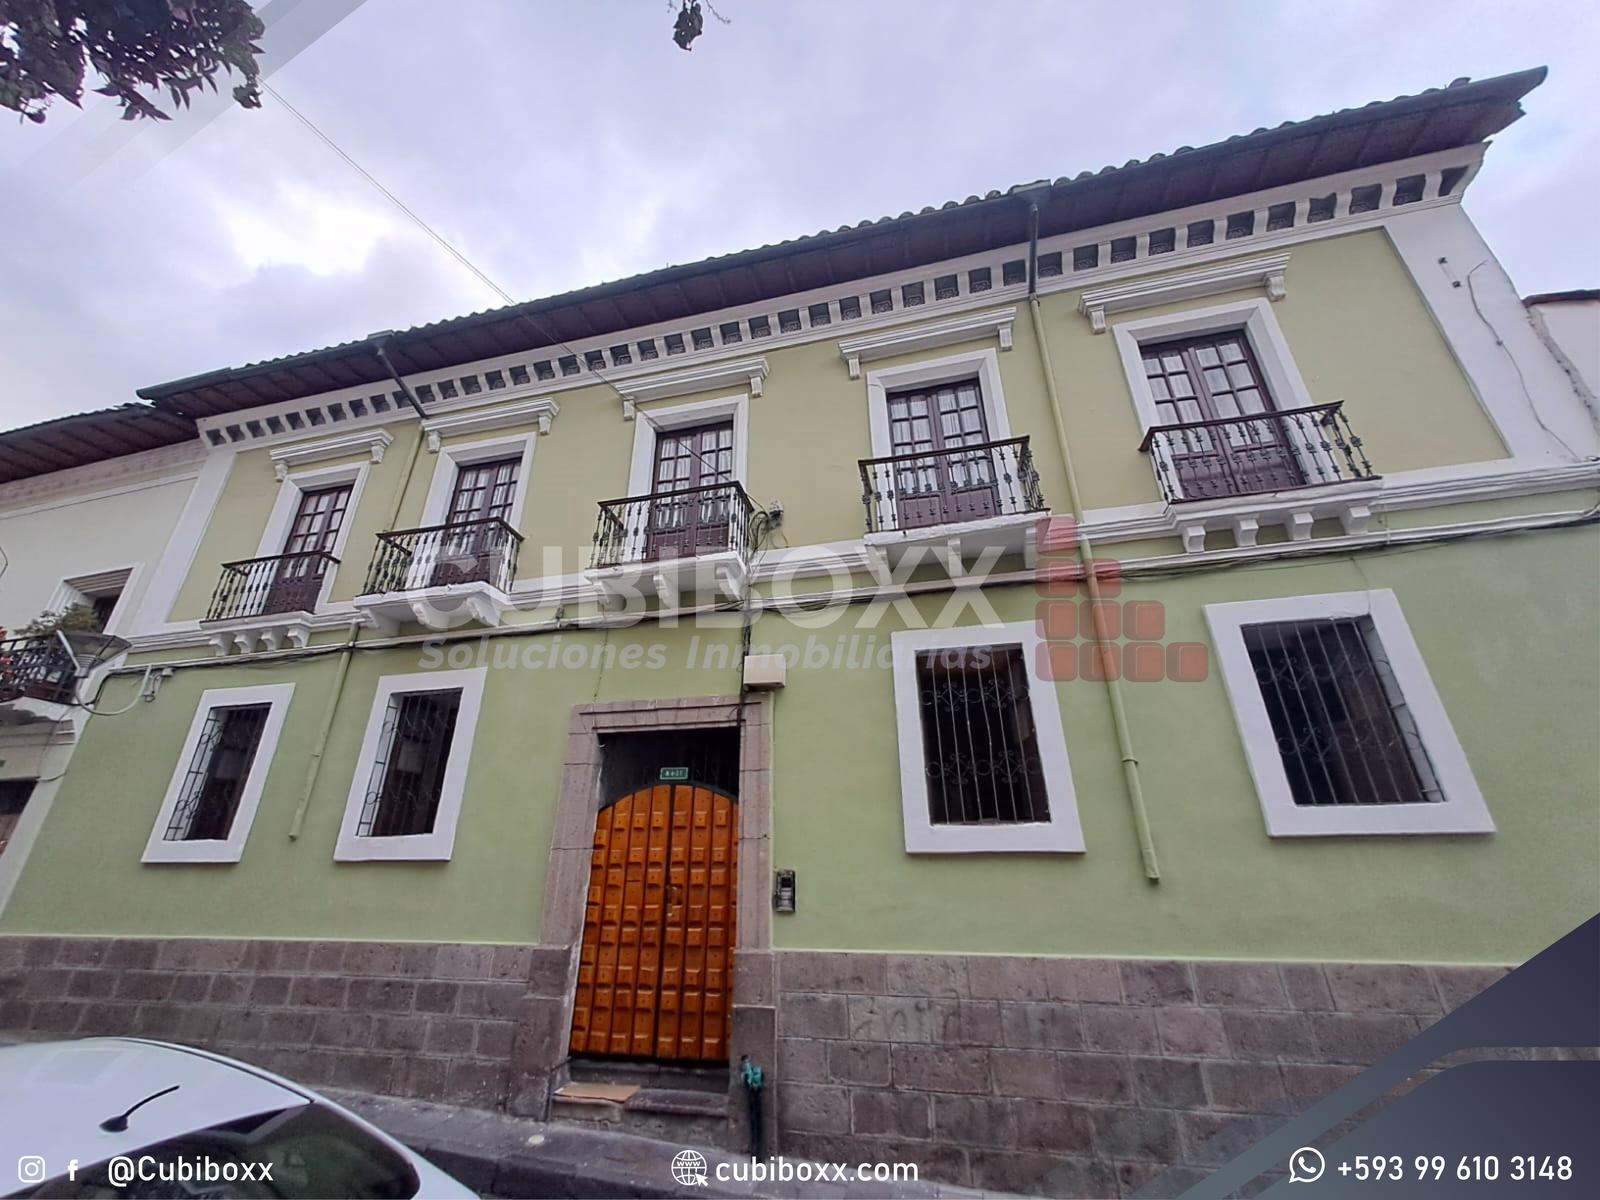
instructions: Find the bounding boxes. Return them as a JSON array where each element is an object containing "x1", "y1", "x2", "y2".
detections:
[
  {"x1": 617, "y1": 357, "x2": 769, "y2": 418},
  {"x1": 422, "y1": 396, "x2": 559, "y2": 451},
  {"x1": 1078, "y1": 254, "x2": 1290, "y2": 333},
  {"x1": 270, "y1": 429, "x2": 392, "y2": 480},
  {"x1": 1079, "y1": 457, "x2": 1600, "y2": 545},
  {"x1": 838, "y1": 307, "x2": 1015, "y2": 379}
]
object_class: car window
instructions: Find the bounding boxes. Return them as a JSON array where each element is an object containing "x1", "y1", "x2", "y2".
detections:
[{"x1": 23, "y1": 1104, "x2": 420, "y2": 1200}]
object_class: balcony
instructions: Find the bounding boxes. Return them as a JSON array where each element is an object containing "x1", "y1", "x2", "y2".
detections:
[
  {"x1": 0, "y1": 632, "x2": 126, "y2": 723},
  {"x1": 859, "y1": 437, "x2": 1046, "y2": 574},
  {"x1": 1138, "y1": 402, "x2": 1379, "y2": 551},
  {"x1": 200, "y1": 551, "x2": 336, "y2": 654},
  {"x1": 354, "y1": 518, "x2": 523, "y2": 631},
  {"x1": 586, "y1": 481, "x2": 754, "y2": 607}
]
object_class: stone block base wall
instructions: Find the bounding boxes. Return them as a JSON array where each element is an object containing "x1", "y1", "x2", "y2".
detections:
[
  {"x1": 0, "y1": 936, "x2": 574, "y2": 1112},
  {"x1": 769, "y1": 951, "x2": 1512, "y2": 1196},
  {"x1": 0, "y1": 936, "x2": 1527, "y2": 1196}
]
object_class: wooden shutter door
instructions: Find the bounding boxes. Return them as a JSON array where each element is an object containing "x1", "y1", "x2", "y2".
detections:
[{"x1": 571, "y1": 783, "x2": 737, "y2": 1062}]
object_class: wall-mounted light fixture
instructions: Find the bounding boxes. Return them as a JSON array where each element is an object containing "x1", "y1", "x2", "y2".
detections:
[{"x1": 772, "y1": 869, "x2": 796, "y2": 914}]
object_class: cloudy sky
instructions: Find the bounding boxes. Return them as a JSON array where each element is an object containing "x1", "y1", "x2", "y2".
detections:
[{"x1": 1, "y1": 0, "x2": 1596, "y2": 428}]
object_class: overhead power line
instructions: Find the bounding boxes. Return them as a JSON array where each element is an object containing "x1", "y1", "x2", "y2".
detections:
[{"x1": 261, "y1": 82, "x2": 730, "y2": 477}]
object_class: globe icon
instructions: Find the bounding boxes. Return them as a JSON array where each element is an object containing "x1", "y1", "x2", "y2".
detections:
[{"x1": 671, "y1": 1149, "x2": 708, "y2": 1187}]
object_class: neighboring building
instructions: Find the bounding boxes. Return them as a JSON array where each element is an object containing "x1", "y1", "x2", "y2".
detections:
[
  {"x1": 0, "y1": 405, "x2": 201, "y2": 917},
  {"x1": 2, "y1": 68, "x2": 1597, "y2": 1194},
  {"x1": 1524, "y1": 289, "x2": 1599, "y2": 420}
]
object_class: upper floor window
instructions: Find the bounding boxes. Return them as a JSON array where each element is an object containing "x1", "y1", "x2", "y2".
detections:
[
  {"x1": 446, "y1": 457, "x2": 520, "y2": 526},
  {"x1": 283, "y1": 484, "x2": 351, "y2": 554},
  {"x1": 1142, "y1": 332, "x2": 1303, "y2": 497},
  {"x1": 653, "y1": 420, "x2": 733, "y2": 493},
  {"x1": 884, "y1": 378, "x2": 1000, "y2": 530},
  {"x1": 266, "y1": 483, "x2": 351, "y2": 613}
]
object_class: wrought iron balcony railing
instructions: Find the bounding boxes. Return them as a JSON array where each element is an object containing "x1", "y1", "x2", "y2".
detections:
[
  {"x1": 859, "y1": 436, "x2": 1045, "y2": 534},
  {"x1": 0, "y1": 635, "x2": 79, "y2": 706},
  {"x1": 361, "y1": 518, "x2": 522, "y2": 596},
  {"x1": 591, "y1": 481, "x2": 754, "y2": 570},
  {"x1": 205, "y1": 551, "x2": 338, "y2": 621},
  {"x1": 1138, "y1": 402, "x2": 1376, "y2": 503}
]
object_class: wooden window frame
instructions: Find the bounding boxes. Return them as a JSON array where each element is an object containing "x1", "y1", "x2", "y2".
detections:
[
  {"x1": 626, "y1": 392, "x2": 751, "y2": 498},
  {"x1": 1111, "y1": 298, "x2": 1322, "y2": 502},
  {"x1": 255, "y1": 462, "x2": 372, "y2": 611}
]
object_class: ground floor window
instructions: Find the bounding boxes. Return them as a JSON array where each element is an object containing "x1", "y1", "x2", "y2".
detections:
[
  {"x1": 1242, "y1": 616, "x2": 1441, "y2": 809},
  {"x1": 358, "y1": 689, "x2": 462, "y2": 837},
  {"x1": 142, "y1": 683, "x2": 295, "y2": 864},
  {"x1": 164, "y1": 703, "x2": 272, "y2": 841},
  {"x1": 891, "y1": 621, "x2": 1083, "y2": 854},
  {"x1": 915, "y1": 644, "x2": 1051, "y2": 825},
  {"x1": 0, "y1": 779, "x2": 36, "y2": 859},
  {"x1": 1207, "y1": 589, "x2": 1493, "y2": 837},
  {"x1": 335, "y1": 667, "x2": 486, "y2": 861}
]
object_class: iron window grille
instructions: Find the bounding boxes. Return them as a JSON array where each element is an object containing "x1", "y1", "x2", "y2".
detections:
[
  {"x1": 163, "y1": 704, "x2": 271, "y2": 841},
  {"x1": 915, "y1": 646, "x2": 1050, "y2": 826},
  {"x1": 1243, "y1": 617, "x2": 1443, "y2": 808},
  {"x1": 356, "y1": 689, "x2": 463, "y2": 838},
  {"x1": 0, "y1": 779, "x2": 36, "y2": 859}
]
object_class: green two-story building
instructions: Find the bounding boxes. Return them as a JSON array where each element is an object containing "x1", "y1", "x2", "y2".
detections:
[{"x1": 1, "y1": 68, "x2": 1595, "y2": 1195}]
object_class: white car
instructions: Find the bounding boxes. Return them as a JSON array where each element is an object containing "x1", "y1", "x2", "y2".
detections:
[{"x1": 0, "y1": 1038, "x2": 475, "y2": 1199}]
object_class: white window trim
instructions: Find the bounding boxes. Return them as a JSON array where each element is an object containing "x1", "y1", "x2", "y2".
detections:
[
  {"x1": 890, "y1": 621, "x2": 1084, "y2": 854},
  {"x1": 1111, "y1": 298, "x2": 1327, "y2": 502},
  {"x1": 255, "y1": 461, "x2": 371, "y2": 611},
  {"x1": 626, "y1": 392, "x2": 751, "y2": 497},
  {"x1": 864, "y1": 346, "x2": 1013, "y2": 460},
  {"x1": 142, "y1": 683, "x2": 295, "y2": 864},
  {"x1": 420, "y1": 433, "x2": 537, "y2": 530},
  {"x1": 49, "y1": 564, "x2": 140, "y2": 637},
  {"x1": 1205, "y1": 588, "x2": 1494, "y2": 837},
  {"x1": 334, "y1": 666, "x2": 487, "y2": 862}
]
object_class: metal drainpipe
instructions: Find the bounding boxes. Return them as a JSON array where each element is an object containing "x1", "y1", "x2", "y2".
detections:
[
  {"x1": 1024, "y1": 198, "x2": 1161, "y2": 882},
  {"x1": 289, "y1": 337, "x2": 430, "y2": 840}
]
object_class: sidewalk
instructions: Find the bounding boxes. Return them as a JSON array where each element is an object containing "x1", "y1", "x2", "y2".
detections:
[{"x1": 329, "y1": 1089, "x2": 996, "y2": 1199}]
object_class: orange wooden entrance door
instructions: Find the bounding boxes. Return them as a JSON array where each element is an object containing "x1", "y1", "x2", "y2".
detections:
[{"x1": 570, "y1": 783, "x2": 738, "y2": 1062}]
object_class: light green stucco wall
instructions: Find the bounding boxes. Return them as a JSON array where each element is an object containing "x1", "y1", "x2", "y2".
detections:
[
  {"x1": 769, "y1": 526, "x2": 1598, "y2": 965},
  {"x1": 7, "y1": 525, "x2": 1596, "y2": 964},
  {"x1": 163, "y1": 228, "x2": 1499, "y2": 623}
]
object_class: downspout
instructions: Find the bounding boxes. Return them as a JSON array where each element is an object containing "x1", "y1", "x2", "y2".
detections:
[
  {"x1": 289, "y1": 334, "x2": 430, "y2": 840},
  {"x1": 1023, "y1": 196, "x2": 1161, "y2": 882}
]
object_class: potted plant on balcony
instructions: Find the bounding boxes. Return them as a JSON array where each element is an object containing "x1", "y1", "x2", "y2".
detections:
[{"x1": 6, "y1": 606, "x2": 131, "y2": 702}]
